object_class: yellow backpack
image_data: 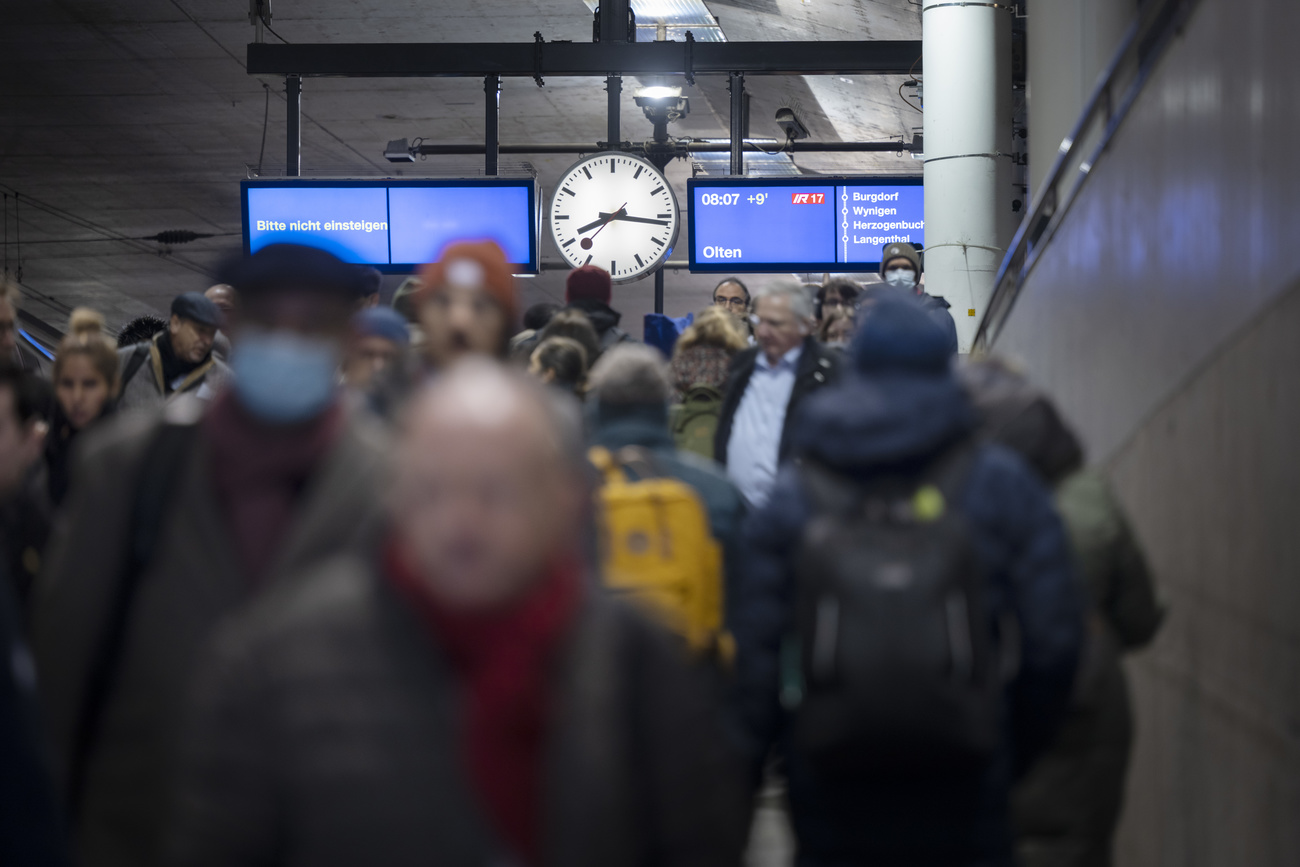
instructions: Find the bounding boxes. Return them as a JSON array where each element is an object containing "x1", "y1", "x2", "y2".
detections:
[{"x1": 589, "y1": 446, "x2": 728, "y2": 658}]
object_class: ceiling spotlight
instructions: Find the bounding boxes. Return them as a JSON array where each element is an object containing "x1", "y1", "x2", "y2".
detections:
[
  {"x1": 634, "y1": 86, "x2": 684, "y2": 104},
  {"x1": 384, "y1": 138, "x2": 416, "y2": 162},
  {"x1": 775, "y1": 107, "x2": 810, "y2": 141},
  {"x1": 634, "y1": 86, "x2": 690, "y2": 135}
]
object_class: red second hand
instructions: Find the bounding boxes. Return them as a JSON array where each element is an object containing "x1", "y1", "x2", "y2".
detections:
[{"x1": 581, "y1": 203, "x2": 626, "y2": 250}]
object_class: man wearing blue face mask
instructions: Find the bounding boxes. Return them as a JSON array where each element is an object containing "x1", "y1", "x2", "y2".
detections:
[
  {"x1": 32, "y1": 243, "x2": 388, "y2": 867},
  {"x1": 880, "y1": 242, "x2": 959, "y2": 355}
]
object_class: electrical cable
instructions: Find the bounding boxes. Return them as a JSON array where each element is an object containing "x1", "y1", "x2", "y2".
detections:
[
  {"x1": 168, "y1": 0, "x2": 386, "y2": 172},
  {"x1": 260, "y1": 13, "x2": 290, "y2": 45},
  {"x1": 898, "y1": 80, "x2": 923, "y2": 114},
  {"x1": 0, "y1": 185, "x2": 211, "y2": 278},
  {"x1": 256, "y1": 83, "x2": 271, "y2": 176}
]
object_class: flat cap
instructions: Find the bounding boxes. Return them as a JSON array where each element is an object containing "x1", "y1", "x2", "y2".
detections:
[{"x1": 170, "y1": 292, "x2": 222, "y2": 328}]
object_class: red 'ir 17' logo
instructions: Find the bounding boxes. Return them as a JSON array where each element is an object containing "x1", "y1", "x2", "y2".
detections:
[{"x1": 791, "y1": 193, "x2": 826, "y2": 205}]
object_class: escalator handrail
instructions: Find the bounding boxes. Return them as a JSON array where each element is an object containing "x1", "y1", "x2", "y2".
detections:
[{"x1": 973, "y1": 0, "x2": 1204, "y2": 352}]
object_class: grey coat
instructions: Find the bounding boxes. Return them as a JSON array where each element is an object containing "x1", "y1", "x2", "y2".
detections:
[
  {"x1": 116, "y1": 336, "x2": 230, "y2": 415},
  {"x1": 164, "y1": 556, "x2": 749, "y2": 867},
  {"x1": 32, "y1": 397, "x2": 387, "y2": 867}
]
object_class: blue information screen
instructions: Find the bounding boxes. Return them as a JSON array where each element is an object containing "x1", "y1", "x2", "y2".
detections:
[
  {"x1": 688, "y1": 177, "x2": 923, "y2": 272},
  {"x1": 242, "y1": 179, "x2": 538, "y2": 273}
]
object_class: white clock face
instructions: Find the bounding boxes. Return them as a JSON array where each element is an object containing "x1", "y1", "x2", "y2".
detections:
[{"x1": 549, "y1": 153, "x2": 680, "y2": 283}]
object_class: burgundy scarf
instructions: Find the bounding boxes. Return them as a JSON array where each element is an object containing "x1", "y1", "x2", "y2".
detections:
[
  {"x1": 204, "y1": 390, "x2": 343, "y2": 583},
  {"x1": 384, "y1": 538, "x2": 581, "y2": 867}
]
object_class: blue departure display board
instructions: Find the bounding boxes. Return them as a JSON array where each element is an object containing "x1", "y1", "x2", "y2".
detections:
[
  {"x1": 688, "y1": 177, "x2": 923, "y2": 272},
  {"x1": 242, "y1": 179, "x2": 539, "y2": 273}
]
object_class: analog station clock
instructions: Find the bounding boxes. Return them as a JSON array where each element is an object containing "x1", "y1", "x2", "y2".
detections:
[{"x1": 549, "y1": 152, "x2": 680, "y2": 283}]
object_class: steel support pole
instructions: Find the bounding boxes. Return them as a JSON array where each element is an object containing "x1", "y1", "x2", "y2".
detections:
[
  {"x1": 921, "y1": 2, "x2": 1012, "y2": 352},
  {"x1": 606, "y1": 74, "x2": 622, "y2": 150},
  {"x1": 484, "y1": 74, "x2": 501, "y2": 175},
  {"x1": 654, "y1": 267, "x2": 664, "y2": 314},
  {"x1": 285, "y1": 74, "x2": 301, "y2": 176},
  {"x1": 729, "y1": 72, "x2": 745, "y2": 175},
  {"x1": 599, "y1": 0, "x2": 632, "y2": 43}
]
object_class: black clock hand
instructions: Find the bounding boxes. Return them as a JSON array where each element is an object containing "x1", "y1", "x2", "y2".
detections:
[
  {"x1": 576, "y1": 215, "x2": 611, "y2": 234},
  {"x1": 577, "y1": 204, "x2": 628, "y2": 235},
  {"x1": 600, "y1": 212, "x2": 669, "y2": 226}
]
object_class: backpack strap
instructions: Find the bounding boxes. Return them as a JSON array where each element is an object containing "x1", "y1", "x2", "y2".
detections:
[
  {"x1": 921, "y1": 438, "x2": 982, "y2": 516},
  {"x1": 799, "y1": 437, "x2": 981, "y2": 522},
  {"x1": 67, "y1": 418, "x2": 199, "y2": 817},
  {"x1": 118, "y1": 342, "x2": 151, "y2": 391}
]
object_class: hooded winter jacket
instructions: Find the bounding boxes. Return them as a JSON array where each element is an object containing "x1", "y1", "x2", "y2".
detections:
[
  {"x1": 566, "y1": 298, "x2": 636, "y2": 355},
  {"x1": 730, "y1": 360, "x2": 1082, "y2": 865}
]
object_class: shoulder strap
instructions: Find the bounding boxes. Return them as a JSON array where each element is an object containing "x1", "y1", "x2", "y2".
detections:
[
  {"x1": 798, "y1": 437, "x2": 981, "y2": 518},
  {"x1": 798, "y1": 461, "x2": 863, "y2": 516},
  {"x1": 119, "y1": 343, "x2": 151, "y2": 391},
  {"x1": 68, "y1": 419, "x2": 199, "y2": 817}
]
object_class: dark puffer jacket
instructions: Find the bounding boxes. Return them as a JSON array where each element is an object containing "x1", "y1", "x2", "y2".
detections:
[
  {"x1": 567, "y1": 298, "x2": 636, "y2": 355},
  {"x1": 919, "y1": 292, "x2": 959, "y2": 354},
  {"x1": 165, "y1": 556, "x2": 748, "y2": 867},
  {"x1": 730, "y1": 365, "x2": 1083, "y2": 867}
]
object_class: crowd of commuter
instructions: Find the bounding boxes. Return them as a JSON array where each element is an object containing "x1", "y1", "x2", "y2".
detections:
[{"x1": 0, "y1": 236, "x2": 1163, "y2": 867}]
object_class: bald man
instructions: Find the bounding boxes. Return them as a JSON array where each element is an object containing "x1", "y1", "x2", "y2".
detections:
[
  {"x1": 167, "y1": 361, "x2": 747, "y2": 867},
  {"x1": 203, "y1": 284, "x2": 236, "y2": 362}
]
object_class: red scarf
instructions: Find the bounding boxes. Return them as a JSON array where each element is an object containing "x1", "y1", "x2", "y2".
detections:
[
  {"x1": 384, "y1": 538, "x2": 580, "y2": 867},
  {"x1": 204, "y1": 390, "x2": 343, "y2": 583}
]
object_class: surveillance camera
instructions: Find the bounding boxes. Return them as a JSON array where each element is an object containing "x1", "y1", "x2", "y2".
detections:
[
  {"x1": 384, "y1": 138, "x2": 416, "y2": 163},
  {"x1": 775, "y1": 107, "x2": 810, "y2": 141}
]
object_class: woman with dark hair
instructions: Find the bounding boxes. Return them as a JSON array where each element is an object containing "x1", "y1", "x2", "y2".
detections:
[
  {"x1": 528, "y1": 336, "x2": 589, "y2": 396},
  {"x1": 817, "y1": 307, "x2": 856, "y2": 350},
  {"x1": 46, "y1": 309, "x2": 119, "y2": 506},
  {"x1": 815, "y1": 277, "x2": 862, "y2": 323}
]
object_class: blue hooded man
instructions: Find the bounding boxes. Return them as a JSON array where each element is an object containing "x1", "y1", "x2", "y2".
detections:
[{"x1": 729, "y1": 292, "x2": 1083, "y2": 867}]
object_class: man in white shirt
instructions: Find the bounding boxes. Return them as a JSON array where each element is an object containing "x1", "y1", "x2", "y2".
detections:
[{"x1": 714, "y1": 280, "x2": 841, "y2": 508}]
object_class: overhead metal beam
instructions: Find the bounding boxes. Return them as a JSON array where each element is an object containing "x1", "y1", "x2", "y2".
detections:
[
  {"x1": 404, "y1": 140, "x2": 920, "y2": 156},
  {"x1": 246, "y1": 40, "x2": 922, "y2": 78}
]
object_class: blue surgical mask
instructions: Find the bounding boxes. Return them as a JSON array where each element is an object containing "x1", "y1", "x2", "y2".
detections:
[
  {"x1": 230, "y1": 329, "x2": 340, "y2": 424},
  {"x1": 884, "y1": 268, "x2": 917, "y2": 290}
]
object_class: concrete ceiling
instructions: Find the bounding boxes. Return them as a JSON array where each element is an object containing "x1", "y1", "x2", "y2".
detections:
[{"x1": 0, "y1": 0, "x2": 922, "y2": 333}]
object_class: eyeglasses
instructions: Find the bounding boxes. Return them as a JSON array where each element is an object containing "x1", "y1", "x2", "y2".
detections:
[{"x1": 714, "y1": 297, "x2": 748, "y2": 310}]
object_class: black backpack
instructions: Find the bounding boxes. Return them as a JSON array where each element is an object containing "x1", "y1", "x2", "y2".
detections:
[{"x1": 784, "y1": 443, "x2": 1003, "y2": 779}]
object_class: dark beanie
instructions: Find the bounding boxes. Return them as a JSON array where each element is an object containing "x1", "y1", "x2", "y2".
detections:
[
  {"x1": 565, "y1": 265, "x2": 612, "y2": 305},
  {"x1": 219, "y1": 243, "x2": 367, "y2": 302},
  {"x1": 851, "y1": 292, "x2": 954, "y2": 374}
]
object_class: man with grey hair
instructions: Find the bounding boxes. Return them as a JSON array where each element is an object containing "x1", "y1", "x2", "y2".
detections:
[
  {"x1": 714, "y1": 280, "x2": 842, "y2": 508},
  {"x1": 588, "y1": 345, "x2": 746, "y2": 619},
  {"x1": 166, "y1": 359, "x2": 747, "y2": 867}
]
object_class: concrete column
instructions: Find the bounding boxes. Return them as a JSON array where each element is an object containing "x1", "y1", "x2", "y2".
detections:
[{"x1": 921, "y1": 1, "x2": 1013, "y2": 353}]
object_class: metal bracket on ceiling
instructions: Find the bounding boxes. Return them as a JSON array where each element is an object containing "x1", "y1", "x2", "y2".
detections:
[{"x1": 532, "y1": 32, "x2": 545, "y2": 87}]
